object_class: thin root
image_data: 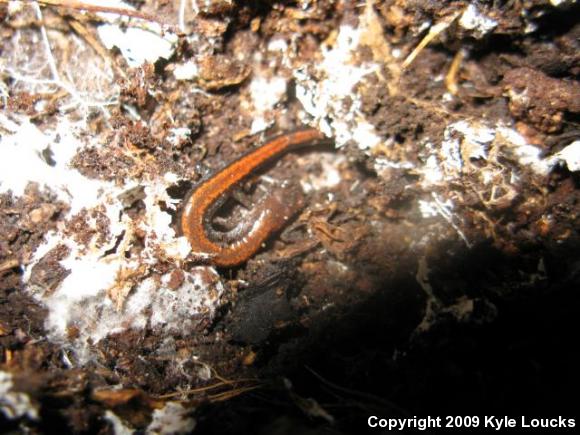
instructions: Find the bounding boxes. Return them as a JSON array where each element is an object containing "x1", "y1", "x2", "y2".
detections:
[{"x1": 402, "y1": 11, "x2": 461, "y2": 70}]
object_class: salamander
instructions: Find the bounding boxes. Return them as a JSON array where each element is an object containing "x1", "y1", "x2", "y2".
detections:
[{"x1": 180, "y1": 128, "x2": 330, "y2": 267}]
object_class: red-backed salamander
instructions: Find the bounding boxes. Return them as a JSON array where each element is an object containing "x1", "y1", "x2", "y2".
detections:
[{"x1": 180, "y1": 128, "x2": 331, "y2": 267}]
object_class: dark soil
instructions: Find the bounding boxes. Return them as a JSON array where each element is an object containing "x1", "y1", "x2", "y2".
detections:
[{"x1": 1, "y1": 1, "x2": 579, "y2": 434}]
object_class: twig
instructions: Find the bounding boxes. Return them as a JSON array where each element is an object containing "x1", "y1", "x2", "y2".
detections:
[
  {"x1": 154, "y1": 378, "x2": 260, "y2": 400},
  {"x1": 0, "y1": 259, "x2": 21, "y2": 274},
  {"x1": 206, "y1": 385, "x2": 261, "y2": 402},
  {"x1": 178, "y1": 0, "x2": 186, "y2": 33},
  {"x1": 155, "y1": 381, "x2": 244, "y2": 399},
  {"x1": 67, "y1": 18, "x2": 108, "y2": 63},
  {"x1": 402, "y1": 11, "x2": 461, "y2": 70},
  {"x1": 20, "y1": 0, "x2": 167, "y2": 27},
  {"x1": 445, "y1": 48, "x2": 467, "y2": 95}
]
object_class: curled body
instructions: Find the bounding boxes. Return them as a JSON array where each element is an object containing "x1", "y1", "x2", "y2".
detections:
[{"x1": 180, "y1": 128, "x2": 329, "y2": 267}]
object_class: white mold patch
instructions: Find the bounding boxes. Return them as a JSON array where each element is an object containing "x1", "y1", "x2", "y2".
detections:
[
  {"x1": 173, "y1": 61, "x2": 199, "y2": 81},
  {"x1": 152, "y1": 267, "x2": 224, "y2": 331},
  {"x1": 549, "y1": 0, "x2": 576, "y2": 7},
  {"x1": 421, "y1": 153, "x2": 444, "y2": 185},
  {"x1": 1, "y1": 116, "x2": 224, "y2": 362},
  {"x1": 98, "y1": 24, "x2": 177, "y2": 68},
  {"x1": 0, "y1": 371, "x2": 39, "y2": 421},
  {"x1": 95, "y1": 1, "x2": 178, "y2": 68},
  {"x1": 416, "y1": 120, "x2": 568, "y2": 245},
  {"x1": 104, "y1": 410, "x2": 134, "y2": 435},
  {"x1": 0, "y1": 115, "x2": 108, "y2": 213},
  {"x1": 299, "y1": 154, "x2": 345, "y2": 193},
  {"x1": 267, "y1": 37, "x2": 288, "y2": 53},
  {"x1": 247, "y1": 74, "x2": 288, "y2": 134},
  {"x1": 554, "y1": 140, "x2": 580, "y2": 172},
  {"x1": 167, "y1": 128, "x2": 192, "y2": 147},
  {"x1": 495, "y1": 125, "x2": 555, "y2": 175},
  {"x1": 294, "y1": 23, "x2": 381, "y2": 149},
  {"x1": 439, "y1": 120, "x2": 495, "y2": 179},
  {"x1": 459, "y1": 4, "x2": 498, "y2": 39},
  {"x1": 147, "y1": 402, "x2": 196, "y2": 435},
  {"x1": 421, "y1": 120, "x2": 561, "y2": 188}
]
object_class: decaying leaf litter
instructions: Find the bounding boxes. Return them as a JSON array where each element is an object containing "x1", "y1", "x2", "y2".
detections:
[{"x1": 1, "y1": 0, "x2": 579, "y2": 433}]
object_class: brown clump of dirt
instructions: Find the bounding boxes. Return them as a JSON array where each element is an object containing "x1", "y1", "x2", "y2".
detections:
[{"x1": 1, "y1": 1, "x2": 579, "y2": 433}]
